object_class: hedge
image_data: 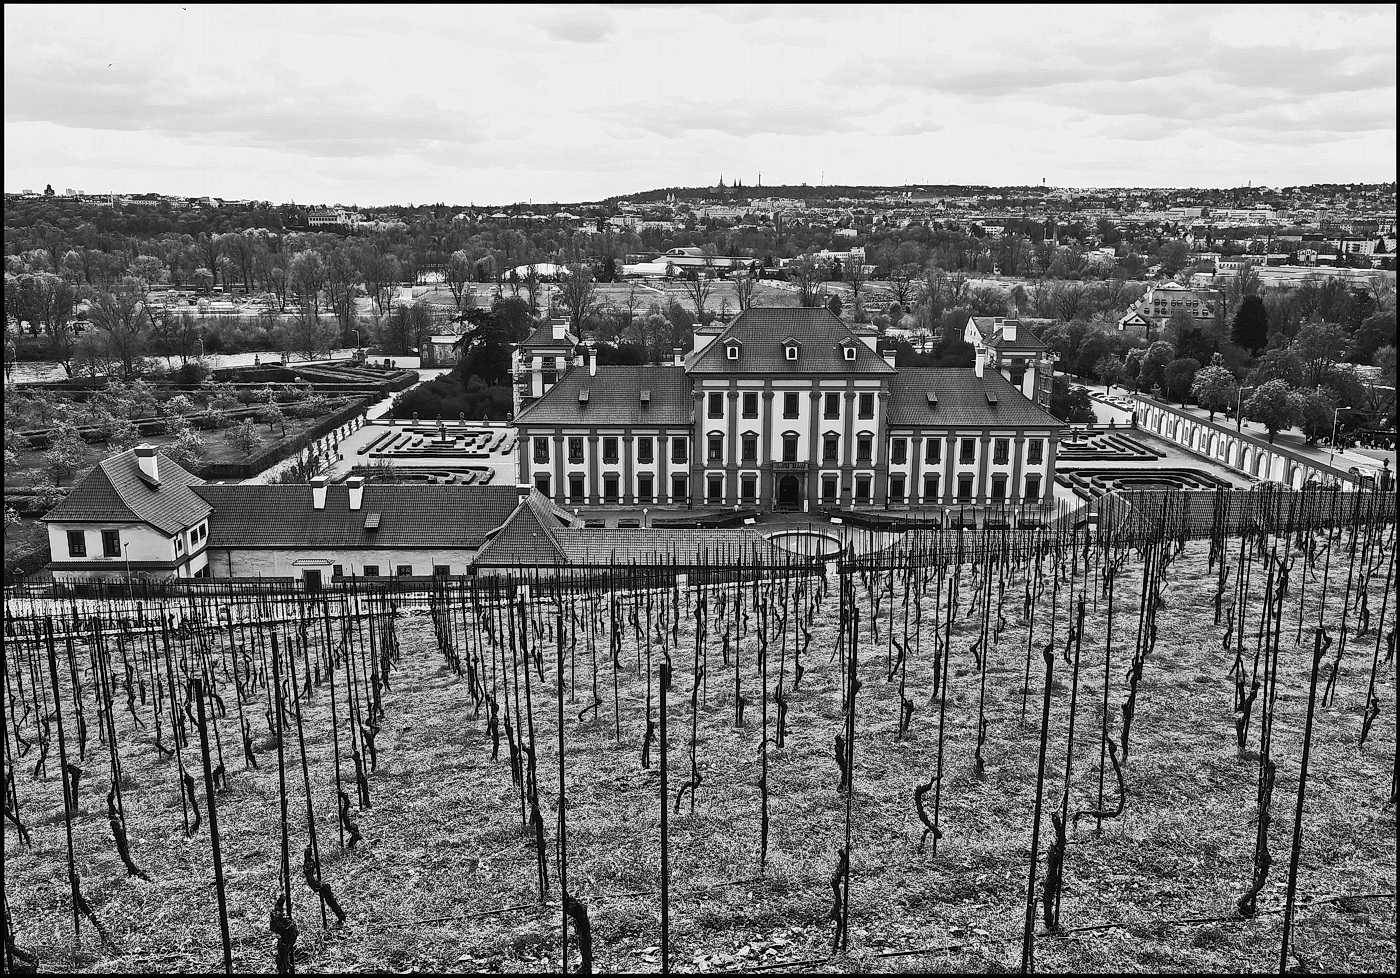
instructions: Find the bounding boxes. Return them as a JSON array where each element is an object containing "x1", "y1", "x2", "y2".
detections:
[{"x1": 195, "y1": 395, "x2": 372, "y2": 480}]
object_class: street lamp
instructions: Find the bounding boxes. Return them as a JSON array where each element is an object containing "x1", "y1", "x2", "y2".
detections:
[
  {"x1": 1328, "y1": 406, "x2": 1352, "y2": 468},
  {"x1": 123, "y1": 541, "x2": 133, "y2": 600},
  {"x1": 1234, "y1": 385, "x2": 1255, "y2": 433}
]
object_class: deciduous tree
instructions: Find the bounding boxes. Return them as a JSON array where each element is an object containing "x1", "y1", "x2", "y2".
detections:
[
  {"x1": 1190, "y1": 359, "x2": 1237, "y2": 420},
  {"x1": 1245, "y1": 379, "x2": 1297, "y2": 444}
]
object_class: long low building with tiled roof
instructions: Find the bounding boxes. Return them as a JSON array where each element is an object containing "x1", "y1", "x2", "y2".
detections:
[{"x1": 516, "y1": 306, "x2": 1063, "y2": 514}]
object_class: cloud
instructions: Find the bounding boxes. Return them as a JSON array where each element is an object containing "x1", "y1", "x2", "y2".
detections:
[
  {"x1": 537, "y1": 7, "x2": 617, "y2": 43},
  {"x1": 885, "y1": 118, "x2": 945, "y2": 137},
  {"x1": 4, "y1": 50, "x2": 489, "y2": 159},
  {"x1": 596, "y1": 96, "x2": 895, "y2": 139}
]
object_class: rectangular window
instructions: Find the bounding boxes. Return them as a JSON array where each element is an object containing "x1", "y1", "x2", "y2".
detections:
[
  {"x1": 741, "y1": 434, "x2": 758, "y2": 463},
  {"x1": 671, "y1": 474, "x2": 688, "y2": 502},
  {"x1": 1027, "y1": 439, "x2": 1044, "y2": 464},
  {"x1": 433, "y1": 565, "x2": 450, "y2": 577},
  {"x1": 603, "y1": 437, "x2": 619, "y2": 464},
  {"x1": 396, "y1": 564, "x2": 413, "y2": 577},
  {"x1": 823, "y1": 434, "x2": 839, "y2": 462},
  {"x1": 858, "y1": 392, "x2": 875, "y2": 418},
  {"x1": 535, "y1": 473, "x2": 551, "y2": 496},
  {"x1": 991, "y1": 475, "x2": 1007, "y2": 500},
  {"x1": 783, "y1": 391, "x2": 800, "y2": 418},
  {"x1": 333, "y1": 563, "x2": 344, "y2": 578},
  {"x1": 782, "y1": 434, "x2": 799, "y2": 462},
  {"x1": 957, "y1": 474, "x2": 974, "y2": 502},
  {"x1": 923, "y1": 473, "x2": 940, "y2": 502},
  {"x1": 707, "y1": 474, "x2": 723, "y2": 503},
  {"x1": 708, "y1": 391, "x2": 723, "y2": 418},
  {"x1": 925, "y1": 439, "x2": 942, "y2": 465},
  {"x1": 891, "y1": 438, "x2": 907, "y2": 465},
  {"x1": 533, "y1": 437, "x2": 549, "y2": 463},
  {"x1": 741, "y1": 475, "x2": 757, "y2": 503},
  {"x1": 1025, "y1": 474, "x2": 1042, "y2": 500},
  {"x1": 604, "y1": 474, "x2": 620, "y2": 503},
  {"x1": 855, "y1": 476, "x2": 872, "y2": 504},
  {"x1": 102, "y1": 529, "x2": 121, "y2": 558},
  {"x1": 742, "y1": 391, "x2": 758, "y2": 418},
  {"x1": 708, "y1": 434, "x2": 724, "y2": 461},
  {"x1": 890, "y1": 474, "x2": 906, "y2": 502},
  {"x1": 822, "y1": 476, "x2": 839, "y2": 502},
  {"x1": 857, "y1": 434, "x2": 872, "y2": 463},
  {"x1": 175, "y1": 537, "x2": 184, "y2": 554},
  {"x1": 364, "y1": 564, "x2": 380, "y2": 577},
  {"x1": 824, "y1": 392, "x2": 840, "y2": 419},
  {"x1": 960, "y1": 438, "x2": 976, "y2": 464},
  {"x1": 672, "y1": 439, "x2": 687, "y2": 464},
  {"x1": 568, "y1": 437, "x2": 584, "y2": 464},
  {"x1": 67, "y1": 531, "x2": 86, "y2": 558},
  {"x1": 637, "y1": 437, "x2": 653, "y2": 464},
  {"x1": 542, "y1": 356, "x2": 557, "y2": 386},
  {"x1": 569, "y1": 475, "x2": 585, "y2": 503},
  {"x1": 638, "y1": 473, "x2": 654, "y2": 504},
  {"x1": 993, "y1": 438, "x2": 1010, "y2": 465}
]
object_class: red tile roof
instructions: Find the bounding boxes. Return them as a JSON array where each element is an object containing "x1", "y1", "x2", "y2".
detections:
[
  {"x1": 192, "y1": 484, "x2": 523, "y2": 549},
  {"x1": 687, "y1": 307, "x2": 896, "y2": 375},
  {"x1": 887, "y1": 368, "x2": 1063, "y2": 428},
  {"x1": 514, "y1": 365, "x2": 693, "y2": 426},
  {"x1": 43, "y1": 449, "x2": 211, "y2": 534}
]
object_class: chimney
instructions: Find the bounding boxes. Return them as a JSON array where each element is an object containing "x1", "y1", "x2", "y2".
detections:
[
  {"x1": 311, "y1": 476, "x2": 328, "y2": 510},
  {"x1": 673, "y1": 346, "x2": 684, "y2": 367},
  {"x1": 882, "y1": 350, "x2": 898, "y2": 368},
  {"x1": 517, "y1": 482, "x2": 533, "y2": 504},
  {"x1": 974, "y1": 351, "x2": 985, "y2": 379},
  {"x1": 1002, "y1": 318, "x2": 1018, "y2": 342},
  {"x1": 347, "y1": 476, "x2": 365, "y2": 511},
  {"x1": 588, "y1": 344, "x2": 597, "y2": 378},
  {"x1": 551, "y1": 317, "x2": 567, "y2": 341},
  {"x1": 134, "y1": 444, "x2": 159, "y2": 484}
]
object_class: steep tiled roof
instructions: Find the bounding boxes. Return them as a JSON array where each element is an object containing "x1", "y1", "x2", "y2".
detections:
[
  {"x1": 887, "y1": 368, "x2": 1063, "y2": 428},
  {"x1": 43, "y1": 449, "x2": 211, "y2": 534},
  {"x1": 192, "y1": 484, "x2": 521, "y2": 549},
  {"x1": 520, "y1": 323, "x2": 577, "y2": 349},
  {"x1": 514, "y1": 366, "x2": 693, "y2": 426},
  {"x1": 987, "y1": 330, "x2": 1049, "y2": 353},
  {"x1": 473, "y1": 492, "x2": 577, "y2": 565},
  {"x1": 687, "y1": 307, "x2": 896, "y2": 375}
]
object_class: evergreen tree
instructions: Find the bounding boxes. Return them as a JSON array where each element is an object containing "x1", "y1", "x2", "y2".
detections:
[{"x1": 1231, "y1": 294, "x2": 1269, "y2": 354}]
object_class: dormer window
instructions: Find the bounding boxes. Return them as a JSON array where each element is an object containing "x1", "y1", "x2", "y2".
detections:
[
  {"x1": 844, "y1": 346, "x2": 856, "y2": 361},
  {"x1": 725, "y1": 339, "x2": 742, "y2": 360},
  {"x1": 785, "y1": 344, "x2": 799, "y2": 361}
]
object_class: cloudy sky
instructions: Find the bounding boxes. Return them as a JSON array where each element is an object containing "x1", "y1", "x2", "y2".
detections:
[{"x1": 5, "y1": 4, "x2": 1395, "y2": 205}]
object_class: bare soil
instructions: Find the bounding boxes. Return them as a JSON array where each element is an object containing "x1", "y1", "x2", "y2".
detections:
[{"x1": 4, "y1": 540, "x2": 1395, "y2": 974}]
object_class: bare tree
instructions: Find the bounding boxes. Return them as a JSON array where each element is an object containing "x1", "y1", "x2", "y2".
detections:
[
  {"x1": 682, "y1": 265, "x2": 715, "y2": 323},
  {"x1": 556, "y1": 263, "x2": 600, "y2": 336},
  {"x1": 886, "y1": 264, "x2": 920, "y2": 308},
  {"x1": 734, "y1": 268, "x2": 757, "y2": 311},
  {"x1": 445, "y1": 249, "x2": 476, "y2": 313},
  {"x1": 843, "y1": 256, "x2": 869, "y2": 323},
  {"x1": 86, "y1": 278, "x2": 151, "y2": 380},
  {"x1": 788, "y1": 254, "x2": 825, "y2": 308}
]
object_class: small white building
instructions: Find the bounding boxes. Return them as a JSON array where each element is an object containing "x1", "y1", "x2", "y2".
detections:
[{"x1": 42, "y1": 447, "x2": 212, "y2": 581}]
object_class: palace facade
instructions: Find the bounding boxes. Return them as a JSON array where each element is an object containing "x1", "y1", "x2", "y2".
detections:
[{"x1": 514, "y1": 307, "x2": 1062, "y2": 513}]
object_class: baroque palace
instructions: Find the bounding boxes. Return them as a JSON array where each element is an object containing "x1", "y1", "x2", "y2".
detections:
[{"x1": 515, "y1": 307, "x2": 1062, "y2": 513}]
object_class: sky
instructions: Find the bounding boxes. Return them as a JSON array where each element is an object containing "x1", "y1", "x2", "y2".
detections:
[{"x1": 4, "y1": 4, "x2": 1396, "y2": 206}]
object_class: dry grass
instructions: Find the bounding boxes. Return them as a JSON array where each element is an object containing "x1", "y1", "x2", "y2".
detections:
[{"x1": 4, "y1": 540, "x2": 1395, "y2": 973}]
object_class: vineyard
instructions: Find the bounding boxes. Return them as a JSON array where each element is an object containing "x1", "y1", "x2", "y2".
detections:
[{"x1": 2, "y1": 489, "x2": 1396, "y2": 974}]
